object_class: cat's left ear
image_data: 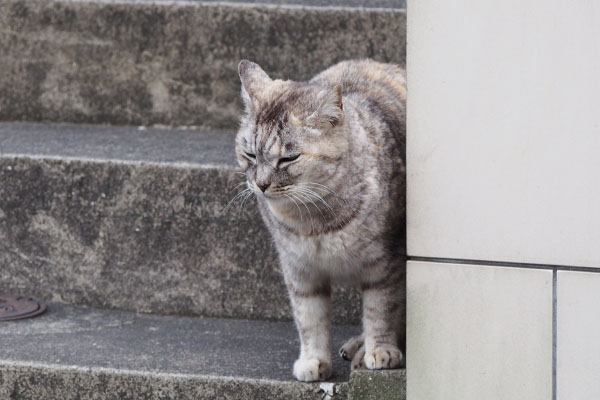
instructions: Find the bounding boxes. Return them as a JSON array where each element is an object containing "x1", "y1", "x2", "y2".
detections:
[
  {"x1": 238, "y1": 60, "x2": 272, "y2": 113},
  {"x1": 305, "y1": 85, "x2": 343, "y2": 129}
]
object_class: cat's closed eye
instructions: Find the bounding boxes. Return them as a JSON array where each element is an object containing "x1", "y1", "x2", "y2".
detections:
[
  {"x1": 277, "y1": 154, "x2": 301, "y2": 167},
  {"x1": 244, "y1": 152, "x2": 256, "y2": 161}
]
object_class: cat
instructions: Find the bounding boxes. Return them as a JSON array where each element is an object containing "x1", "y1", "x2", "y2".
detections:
[{"x1": 235, "y1": 59, "x2": 406, "y2": 382}]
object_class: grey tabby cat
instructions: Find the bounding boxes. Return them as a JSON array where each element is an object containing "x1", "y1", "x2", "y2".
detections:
[{"x1": 235, "y1": 59, "x2": 406, "y2": 382}]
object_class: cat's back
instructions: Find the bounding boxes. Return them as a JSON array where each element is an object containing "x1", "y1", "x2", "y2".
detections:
[
  {"x1": 310, "y1": 59, "x2": 406, "y2": 158},
  {"x1": 310, "y1": 59, "x2": 406, "y2": 107}
]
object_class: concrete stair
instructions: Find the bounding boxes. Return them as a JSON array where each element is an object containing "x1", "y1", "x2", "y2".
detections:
[
  {"x1": 0, "y1": 303, "x2": 406, "y2": 399},
  {"x1": 0, "y1": 122, "x2": 407, "y2": 398},
  {"x1": 0, "y1": 303, "x2": 405, "y2": 399},
  {"x1": 0, "y1": 0, "x2": 406, "y2": 398},
  {"x1": 0, "y1": 0, "x2": 406, "y2": 129},
  {"x1": 0, "y1": 122, "x2": 361, "y2": 325}
]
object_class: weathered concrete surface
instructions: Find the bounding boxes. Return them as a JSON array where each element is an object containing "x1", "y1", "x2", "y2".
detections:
[
  {"x1": 0, "y1": 122, "x2": 362, "y2": 324},
  {"x1": 0, "y1": 0, "x2": 406, "y2": 128},
  {"x1": 348, "y1": 369, "x2": 406, "y2": 400},
  {"x1": 0, "y1": 367, "x2": 326, "y2": 400},
  {"x1": 0, "y1": 303, "x2": 362, "y2": 399}
]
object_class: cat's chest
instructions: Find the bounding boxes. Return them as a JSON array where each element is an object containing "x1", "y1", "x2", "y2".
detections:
[{"x1": 278, "y1": 230, "x2": 365, "y2": 274}]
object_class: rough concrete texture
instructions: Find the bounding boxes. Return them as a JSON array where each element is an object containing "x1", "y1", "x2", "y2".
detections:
[
  {"x1": 0, "y1": 122, "x2": 362, "y2": 324},
  {"x1": 0, "y1": 303, "x2": 360, "y2": 383},
  {"x1": 0, "y1": 0, "x2": 406, "y2": 128},
  {"x1": 348, "y1": 370, "x2": 406, "y2": 400},
  {"x1": 0, "y1": 366, "x2": 327, "y2": 400}
]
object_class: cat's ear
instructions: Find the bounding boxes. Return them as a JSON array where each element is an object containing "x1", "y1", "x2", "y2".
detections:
[
  {"x1": 305, "y1": 85, "x2": 343, "y2": 129},
  {"x1": 238, "y1": 60, "x2": 272, "y2": 113}
]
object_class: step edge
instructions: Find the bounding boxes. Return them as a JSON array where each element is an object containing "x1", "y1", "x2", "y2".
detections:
[
  {"x1": 61, "y1": 0, "x2": 407, "y2": 13},
  {"x1": 0, "y1": 359, "x2": 349, "y2": 397},
  {"x1": 0, "y1": 359, "x2": 317, "y2": 386},
  {"x1": 0, "y1": 153, "x2": 238, "y2": 170}
]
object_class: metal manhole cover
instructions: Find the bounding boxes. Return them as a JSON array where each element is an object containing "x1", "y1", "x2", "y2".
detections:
[{"x1": 0, "y1": 294, "x2": 47, "y2": 321}]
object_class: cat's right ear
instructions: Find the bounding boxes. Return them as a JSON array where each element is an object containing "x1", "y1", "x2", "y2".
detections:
[
  {"x1": 304, "y1": 85, "x2": 343, "y2": 129},
  {"x1": 238, "y1": 60, "x2": 272, "y2": 114}
]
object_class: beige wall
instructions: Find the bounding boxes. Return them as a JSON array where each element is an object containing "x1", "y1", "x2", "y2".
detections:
[{"x1": 407, "y1": 1, "x2": 600, "y2": 399}]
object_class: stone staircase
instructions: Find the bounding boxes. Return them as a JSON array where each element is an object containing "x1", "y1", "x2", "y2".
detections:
[{"x1": 0, "y1": 1, "x2": 406, "y2": 399}]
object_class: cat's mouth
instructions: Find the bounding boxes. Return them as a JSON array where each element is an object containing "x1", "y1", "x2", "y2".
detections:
[
  {"x1": 262, "y1": 191, "x2": 286, "y2": 200},
  {"x1": 261, "y1": 188, "x2": 298, "y2": 203}
]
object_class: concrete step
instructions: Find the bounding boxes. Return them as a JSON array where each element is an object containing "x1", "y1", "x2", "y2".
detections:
[
  {"x1": 0, "y1": 0, "x2": 406, "y2": 129},
  {"x1": 0, "y1": 121, "x2": 361, "y2": 324},
  {"x1": 0, "y1": 302, "x2": 390, "y2": 399}
]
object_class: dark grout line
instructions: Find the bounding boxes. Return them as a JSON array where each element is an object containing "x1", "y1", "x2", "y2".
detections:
[
  {"x1": 409, "y1": 256, "x2": 600, "y2": 274},
  {"x1": 553, "y1": 269, "x2": 557, "y2": 400}
]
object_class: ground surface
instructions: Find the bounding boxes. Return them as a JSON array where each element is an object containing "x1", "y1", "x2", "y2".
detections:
[{"x1": 0, "y1": 302, "x2": 361, "y2": 382}]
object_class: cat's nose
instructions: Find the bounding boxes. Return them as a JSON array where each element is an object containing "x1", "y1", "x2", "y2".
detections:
[{"x1": 257, "y1": 182, "x2": 271, "y2": 192}]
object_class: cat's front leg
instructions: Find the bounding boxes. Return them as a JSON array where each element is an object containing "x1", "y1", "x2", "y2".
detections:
[
  {"x1": 360, "y1": 259, "x2": 405, "y2": 370},
  {"x1": 284, "y1": 265, "x2": 332, "y2": 382}
]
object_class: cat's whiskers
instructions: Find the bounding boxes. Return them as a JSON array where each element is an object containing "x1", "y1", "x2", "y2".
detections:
[
  {"x1": 298, "y1": 182, "x2": 340, "y2": 198},
  {"x1": 300, "y1": 182, "x2": 349, "y2": 209},
  {"x1": 291, "y1": 188, "x2": 327, "y2": 224},
  {"x1": 295, "y1": 187, "x2": 336, "y2": 217},
  {"x1": 276, "y1": 186, "x2": 316, "y2": 230},
  {"x1": 299, "y1": 181, "x2": 336, "y2": 193},
  {"x1": 238, "y1": 188, "x2": 256, "y2": 217},
  {"x1": 230, "y1": 181, "x2": 249, "y2": 191},
  {"x1": 284, "y1": 194, "x2": 304, "y2": 222},
  {"x1": 223, "y1": 187, "x2": 252, "y2": 213},
  {"x1": 289, "y1": 192, "x2": 315, "y2": 234},
  {"x1": 299, "y1": 182, "x2": 346, "y2": 205}
]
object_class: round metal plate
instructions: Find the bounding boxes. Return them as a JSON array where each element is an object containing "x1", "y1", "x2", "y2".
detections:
[{"x1": 0, "y1": 294, "x2": 47, "y2": 321}]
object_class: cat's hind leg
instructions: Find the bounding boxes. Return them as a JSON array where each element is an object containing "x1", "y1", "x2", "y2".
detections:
[
  {"x1": 360, "y1": 258, "x2": 405, "y2": 370},
  {"x1": 351, "y1": 345, "x2": 366, "y2": 370},
  {"x1": 345, "y1": 339, "x2": 393, "y2": 371},
  {"x1": 339, "y1": 333, "x2": 364, "y2": 361}
]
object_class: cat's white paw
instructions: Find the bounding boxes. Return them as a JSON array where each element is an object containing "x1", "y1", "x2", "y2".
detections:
[
  {"x1": 364, "y1": 345, "x2": 404, "y2": 369},
  {"x1": 293, "y1": 358, "x2": 332, "y2": 382}
]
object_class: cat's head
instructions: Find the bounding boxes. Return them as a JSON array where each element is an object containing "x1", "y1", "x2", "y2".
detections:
[{"x1": 235, "y1": 60, "x2": 346, "y2": 204}]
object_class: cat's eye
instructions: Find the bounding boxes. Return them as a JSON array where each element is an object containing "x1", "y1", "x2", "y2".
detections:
[
  {"x1": 277, "y1": 154, "x2": 301, "y2": 167},
  {"x1": 244, "y1": 152, "x2": 256, "y2": 161}
]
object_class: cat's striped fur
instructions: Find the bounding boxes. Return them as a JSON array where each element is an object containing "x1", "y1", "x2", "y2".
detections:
[{"x1": 235, "y1": 59, "x2": 406, "y2": 381}]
